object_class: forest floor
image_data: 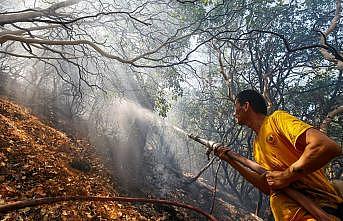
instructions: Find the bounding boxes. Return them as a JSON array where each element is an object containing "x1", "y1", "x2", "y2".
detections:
[
  {"x1": 0, "y1": 96, "x2": 174, "y2": 220},
  {"x1": 0, "y1": 96, "x2": 263, "y2": 220}
]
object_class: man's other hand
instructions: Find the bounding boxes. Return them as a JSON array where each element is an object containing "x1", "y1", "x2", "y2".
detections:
[{"x1": 265, "y1": 169, "x2": 294, "y2": 189}]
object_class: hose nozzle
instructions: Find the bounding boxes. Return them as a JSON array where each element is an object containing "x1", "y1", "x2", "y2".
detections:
[{"x1": 188, "y1": 133, "x2": 222, "y2": 159}]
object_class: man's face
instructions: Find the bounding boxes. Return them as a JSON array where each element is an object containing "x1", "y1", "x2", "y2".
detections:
[{"x1": 234, "y1": 100, "x2": 247, "y2": 125}]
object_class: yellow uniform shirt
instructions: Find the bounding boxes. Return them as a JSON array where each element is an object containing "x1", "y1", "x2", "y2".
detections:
[{"x1": 253, "y1": 110, "x2": 342, "y2": 221}]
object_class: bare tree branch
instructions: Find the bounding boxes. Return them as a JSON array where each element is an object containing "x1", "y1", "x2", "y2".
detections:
[
  {"x1": 0, "y1": 0, "x2": 81, "y2": 25},
  {"x1": 214, "y1": 45, "x2": 235, "y2": 102},
  {"x1": 319, "y1": 0, "x2": 343, "y2": 69},
  {"x1": 0, "y1": 34, "x2": 132, "y2": 63},
  {"x1": 243, "y1": 28, "x2": 343, "y2": 69},
  {"x1": 320, "y1": 105, "x2": 343, "y2": 133}
]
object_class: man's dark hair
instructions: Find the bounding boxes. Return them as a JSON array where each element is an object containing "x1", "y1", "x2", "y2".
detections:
[{"x1": 236, "y1": 90, "x2": 267, "y2": 115}]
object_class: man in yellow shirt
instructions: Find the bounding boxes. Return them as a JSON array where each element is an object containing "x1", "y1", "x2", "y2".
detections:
[{"x1": 215, "y1": 89, "x2": 342, "y2": 220}]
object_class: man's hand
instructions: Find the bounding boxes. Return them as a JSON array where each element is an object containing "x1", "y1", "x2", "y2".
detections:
[
  {"x1": 213, "y1": 146, "x2": 231, "y2": 159},
  {"x1": 265, "y1": 167, "x2": 303, "y2": 189}
]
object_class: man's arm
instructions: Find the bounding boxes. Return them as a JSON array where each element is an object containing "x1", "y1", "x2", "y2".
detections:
[
  {"x1": 215, "y1": 146, "x2": 270, "y2": 195},
  {"x1": 266, "y1": 128, "x2": 342, "y2": 189}
]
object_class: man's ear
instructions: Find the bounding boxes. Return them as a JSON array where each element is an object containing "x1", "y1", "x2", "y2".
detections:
[{"x1": 243, "y1": 101, "x2": 250, "y2": 111}]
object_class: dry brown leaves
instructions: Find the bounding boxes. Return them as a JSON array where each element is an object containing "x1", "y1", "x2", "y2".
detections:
[{"x1": 0, "y1": 97, "x2": 154, "y2": 220}]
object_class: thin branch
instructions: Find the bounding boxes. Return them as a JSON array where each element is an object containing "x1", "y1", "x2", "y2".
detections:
[
  {"x1": 244, "y1": 28, "x2": 343, "y2": 69},
  {"x1": 0, "y1": 24, "x2": 60, "y2": 36},
  {"x1": 176, "y1": 0, "x2": 200, "y2": 3},
  {"x1": 39, "y1": 11, "x2": 151, "y2": 26},
  {"x1": 210, "y1": 161, "x2": 221, "y2": 214},
  {"x1": 186, "y1": 157, "x2": 217, "y2": 184}
]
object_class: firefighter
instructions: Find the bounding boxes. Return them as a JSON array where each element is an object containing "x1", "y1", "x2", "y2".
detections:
[{"x1": 215, "y1": 89, "x2": 342, "y2": 220}]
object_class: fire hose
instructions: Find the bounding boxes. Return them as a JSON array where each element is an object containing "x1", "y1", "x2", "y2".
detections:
[
  {"x1": 187, "y1": 133, "x2": 333, "y2": 221},
  {"x1": 0, "y1": 196, "x2": 218, "y2": 221}
]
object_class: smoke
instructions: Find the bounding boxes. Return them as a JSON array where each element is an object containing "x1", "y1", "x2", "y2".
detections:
[
  {"x1": 0, "y1": 0, "x2": 217, "y2": 211},
  {"x1": 85, "y1": 95, "x2": 196, "y2": 197}
]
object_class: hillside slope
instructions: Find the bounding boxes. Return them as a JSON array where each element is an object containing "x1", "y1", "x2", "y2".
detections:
[
  {"x1": 0, "y1": 96, "x2": 265, "y2": 221},
  {"x1": 0, "y1": 97, "x2": 164, "y2": 220}
]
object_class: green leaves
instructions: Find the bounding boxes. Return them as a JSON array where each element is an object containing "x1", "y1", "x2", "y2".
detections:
[{"x1": 154, "y1": 91, "x2": 171, "y2": 118}]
